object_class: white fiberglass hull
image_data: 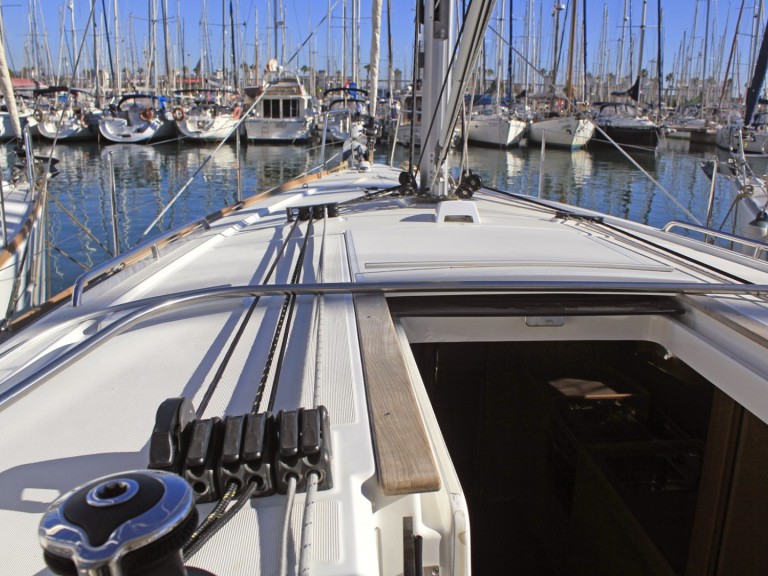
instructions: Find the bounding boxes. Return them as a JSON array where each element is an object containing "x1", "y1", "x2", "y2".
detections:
[
  {"x1": 0, "y1": 181, "x2": 42, "y2": 315},
  {"x1": 528, "y1": 116, "x2": 595, "y2": 149},
  {"x1": 715, "y1": 124, "x2": 768, "y2": 154},
  {"x1": 99, "y1": 114, "x2": 176, "y2": 144},
  {"x1": 466, "y1": 114, "x2": 527, "y2": 147},
  {"x1": 243, "y1": 117, "x2": 313, "y2": 142},
  {"x1": 0, "y1": 112, "x2": 34, "y2": 140},
  {"x1": 37, "y1": 112, "x2": 99, "y2": 141},
  {"x1": 177, "y1": 115, "x2": 240, "y2": 141}
]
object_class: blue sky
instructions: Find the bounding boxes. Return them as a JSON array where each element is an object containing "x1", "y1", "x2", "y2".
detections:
[{"x1": 1, "y1": 0, "x2": 761, "y2": 87}]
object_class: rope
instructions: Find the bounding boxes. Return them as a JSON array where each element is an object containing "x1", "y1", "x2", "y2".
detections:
[
  {"x1": 265, "y1": 215, "x2": 315, "y2": 413},
  {"x1": 298, "y1": 207, "x2": 329, "y2": 575},
  {"x1": 183, "y1": 481, "x2": 257, "y2": 560},
  {"x1": 278, "y1": 476, "x2": 298, "y2": 576},
  {"x1": 196, "y1": 217, "x2": 301, "y2": 417}
]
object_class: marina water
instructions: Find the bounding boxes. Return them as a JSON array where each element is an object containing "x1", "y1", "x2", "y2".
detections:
[{"x1": 11, "y1": 137, "x2": 740, "y2": 297}]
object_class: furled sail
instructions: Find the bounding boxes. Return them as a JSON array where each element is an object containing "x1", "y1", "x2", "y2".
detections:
[{"x1": 745, "y1": 17, "x2": 768, "y2": 126}]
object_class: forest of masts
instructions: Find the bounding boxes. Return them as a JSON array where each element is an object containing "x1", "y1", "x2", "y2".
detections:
[{"x1": 8, "y1": 0, "x2": 767, "y2": 114}]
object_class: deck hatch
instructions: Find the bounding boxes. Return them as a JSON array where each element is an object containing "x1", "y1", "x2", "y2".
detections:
[{"x1": 387, "y1": 294, "x2": 685, "y2": 317}]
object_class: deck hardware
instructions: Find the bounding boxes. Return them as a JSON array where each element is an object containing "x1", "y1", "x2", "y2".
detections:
[
  {"x1": 554, "y1": 210, "x2": 605, "y2": 224},
  {"x1": 455, "y1": 171, "x2": 482, "y2": 199},
  {"x1": 217, "y1": 413, "x2": 275, "y2": 498},
  {"x1": 148, "y1": 398, "x2": 330, "y2": 500},
  {"x1": 39, "y1": 470, "x2": 197, "y2": 576},
  {"x1": 275, "y1": 406, "x2": 334, "y2": 494},
  {"x1": 286, "y1": 203, "x2": 339, "y2": 222},
  {"x1": 149, "y1": 397, "x2": 197, "y2": 473},
  {"x1": 435, "y1": 201, "x2": 480, "y2": 223},
  {"x1": 183, "y1": 418, "x2": 223, "y2": 503}
]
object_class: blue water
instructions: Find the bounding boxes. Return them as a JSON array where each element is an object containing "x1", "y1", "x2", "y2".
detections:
[{"x1": 9, "y1": 136, "x2": 734, "y2": 297}]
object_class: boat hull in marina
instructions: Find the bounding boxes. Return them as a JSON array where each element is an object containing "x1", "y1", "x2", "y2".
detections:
[
  {"x1": 99, "y1": 95, "x2": 178, "y2": 144},
  {"x1": 37, "y1": 111, "x2": 99, "y2": 141},
  {"x1": 591, "y1": 123, "x2": 660, "y2": 149},
  {"x1": 528, "y1": 116, "x2": 595, "y2": 149},
  {"x1": 591, "y1": 102, "x2": 661, "y2": 150},
  {"x1": 0, "y1": 112, "x2": 34, "y2": 140},
  {"x1": 176, "y1": 111, "x2": 240, "y2": 141},
  {"x1": 243, "y1": 117, "x2": 313, "y2": 143},
  {"x1": 244, "y1": 70, "x2": 315, "y2": 143},
  {"x1": 466, "y1": 113, "x2": 527, "y2": 147},
  {"x1": 99, "y1": 114, "x2": 176, "y2": 143},
  {"x1": 715, "y1": 123, "x2": 768, "y2": 153}
]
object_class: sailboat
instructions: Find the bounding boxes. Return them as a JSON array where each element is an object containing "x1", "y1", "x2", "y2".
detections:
[
  {"x1": 175, "y1": 90, "x2": 243, "y2": 142},
  {"x1": 6, "y1": 2, "x2": 768, "y2": 575},
  {"x1": 528, "y1": 0, "x2": 594, "y2": 149},
  {"x1": 591, "y1": 1, "x2": 661, "y2": 150},
  {"x1": 99, "y1": 94, "x2": 176, "y2": 144},
  {"x1": 32, "y1": 87, "x2": 100, "y2": 142},
  {"x1": 715, "y1": 14, "x2": 768, "y2": 154}
]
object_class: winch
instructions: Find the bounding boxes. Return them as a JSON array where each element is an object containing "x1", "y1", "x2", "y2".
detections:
[{"x1": 39, "y1": 470, "x2": 199, "y2": 576}]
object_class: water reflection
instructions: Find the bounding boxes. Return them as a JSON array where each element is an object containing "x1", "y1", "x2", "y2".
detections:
[{"x1": 41, "y1": 137, "x2": 731, "y2": 296}]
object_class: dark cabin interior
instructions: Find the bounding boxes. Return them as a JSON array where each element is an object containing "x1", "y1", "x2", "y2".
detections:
[{"x1": 409, "y1": 339, "x2": 768, "y2": 575}]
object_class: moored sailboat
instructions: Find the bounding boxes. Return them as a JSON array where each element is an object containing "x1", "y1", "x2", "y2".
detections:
[
  {"x1": 33, "y1": 87, "x2": 100, "y2": 142},
  {"x1": 175, "y1": 91, "x2": 243, "y2": 142},
  {"x1": 99, "y1": 94, "x2": 176, "y2": 144}
]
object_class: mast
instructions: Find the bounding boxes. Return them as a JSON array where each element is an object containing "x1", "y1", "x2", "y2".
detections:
[
  {"x1": 657, "y1": 0, "x2": 662, "y2": 112},
  {"x1": 719, "y1": 0, "x2": 746, "y2": 111},
  {"x1": 421, "y1": 0, "x2": 495, "y2": 195},
  {"x1": 114, "y1": 0, "x2": 121, "y2": 93},
  {"x1": 273, "y1": 0, "x2": 279, "y2": 63},
  {"x1": 369, "y1": 0, "x2": 382, "y2": 120},
  {"x1": 93, "y1": 0, "x2": 100, "y2": 105},
  {"x1": 162, "y1": 0, "x2": 172, "y2": 91},
  {"x1": 222, "y1": 0, "x2": 226, "y2": 83},
  {"x1": 617, "y1": 0, "x2": 628, "y2": 85},
  {"x1": 69, "y1": 0, "x2": 77, "y2": 79},
  {"x1": 635, "y1": 0, "x2": 647, "y2": 107},
  {"x1": 565, "y1": 0, "x2": 578, "y2": 102},
  {"x1": 101, "y1": 0, "x2": 116, "y2": 93},
  {"x1": 582, "y1": 0, "x2": 588, "y2": 102},
  {"x1": 229, "y1": 0, "x2": 237, "y2": 90},
  {"x1": 550, "y1": 1, "x2": 564, "y2": 98},
  {"x1": 700, "y1": 0, "x2": 710, "y2": 118},
  {"x1": 342, "y1": 0, "x2": 346, "y2": 84},
  {"x1": 507, "y1": 0, "x2": 512, "y2": 104},
  {"x1": 327, "y1": 0, "x2": 331, "y2": 86}
]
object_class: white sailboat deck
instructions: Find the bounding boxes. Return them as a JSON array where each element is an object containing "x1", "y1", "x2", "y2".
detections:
[{"x1": 4, "y1": 163, "x2": 768, "y2": 574}]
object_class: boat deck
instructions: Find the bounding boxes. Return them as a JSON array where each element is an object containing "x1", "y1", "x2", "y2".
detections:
[{"x1": 4, "y1": 164, "x2": 768, "y2": 574}]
